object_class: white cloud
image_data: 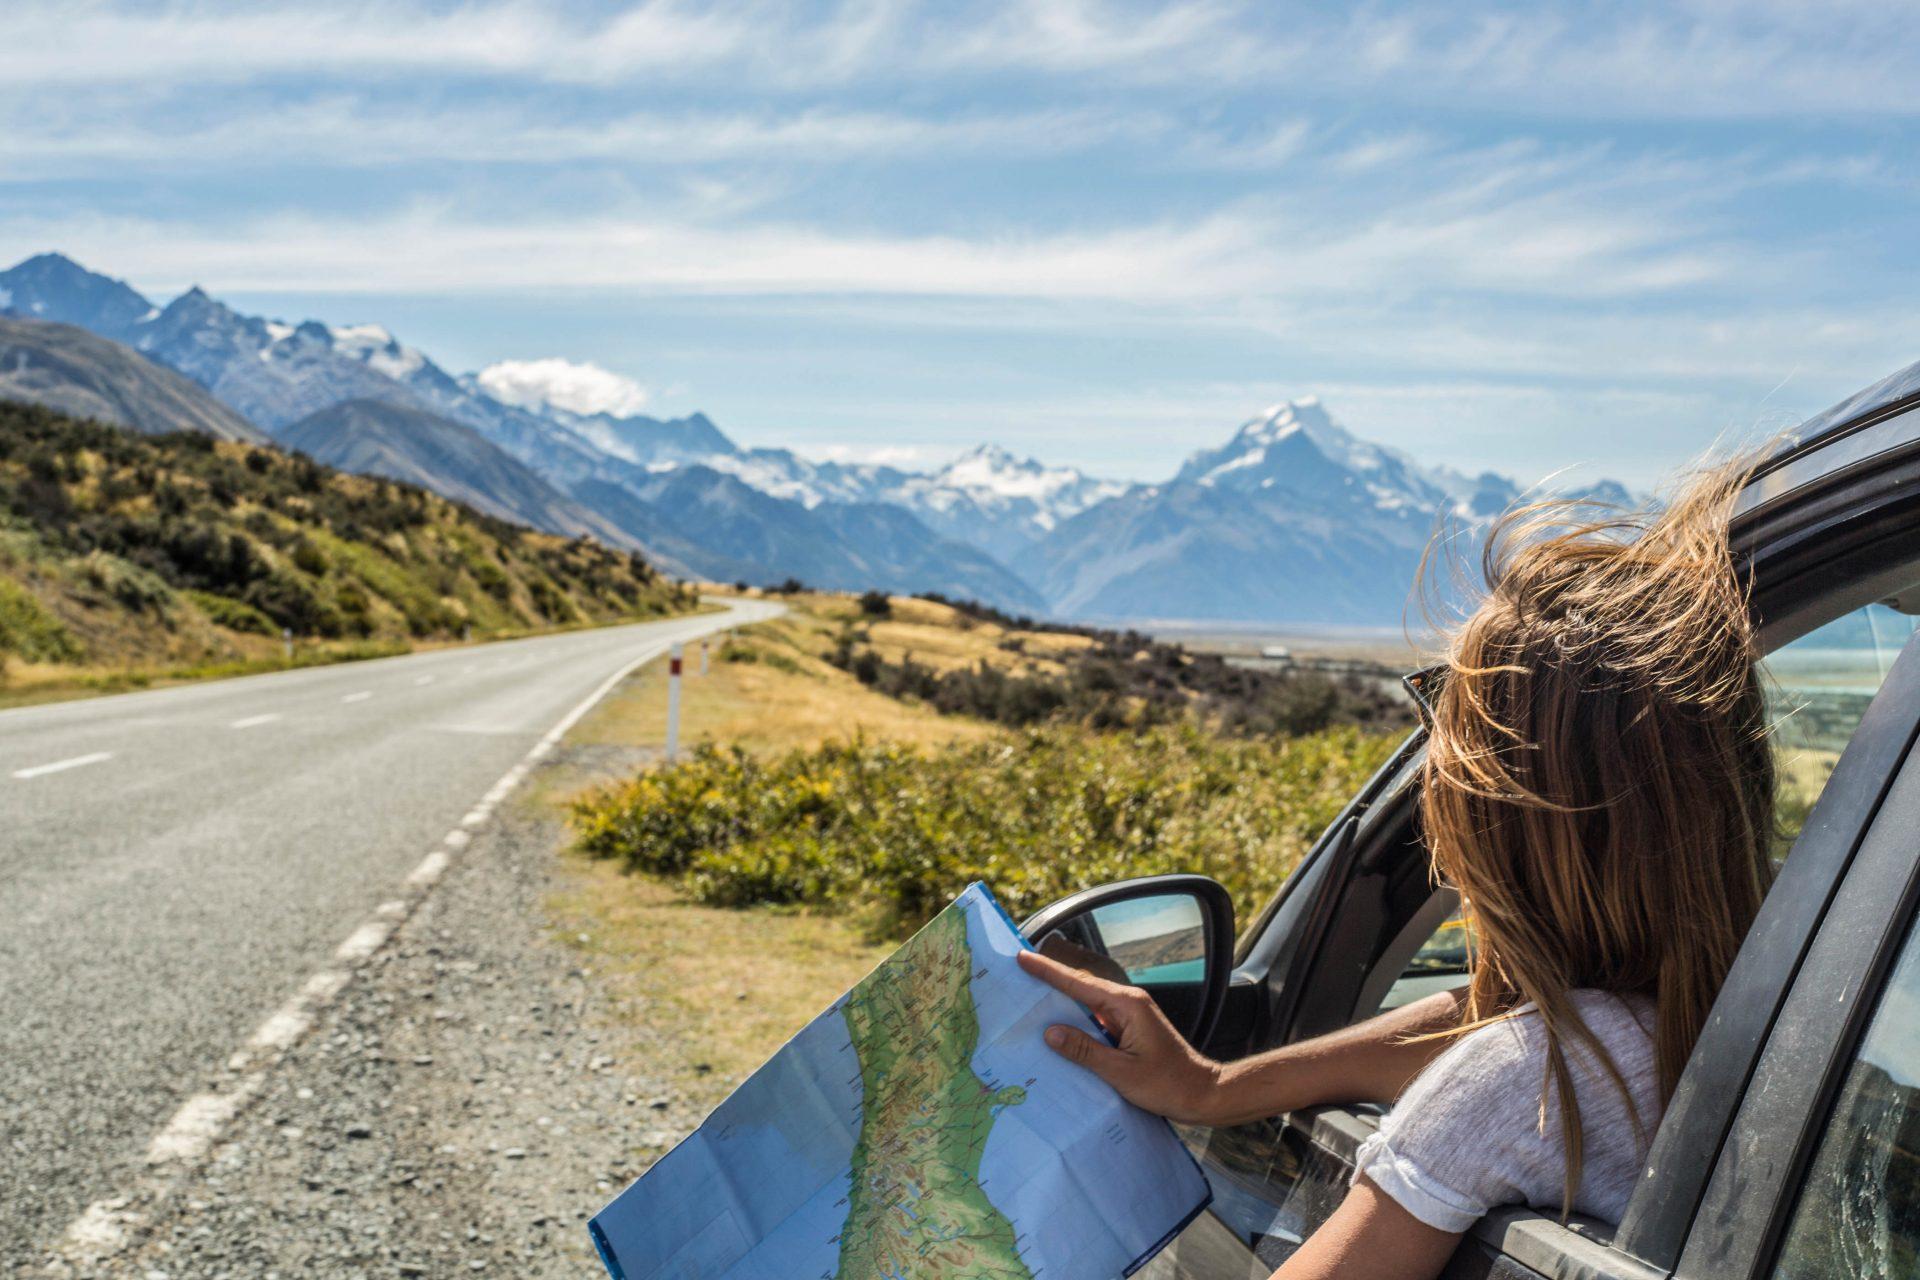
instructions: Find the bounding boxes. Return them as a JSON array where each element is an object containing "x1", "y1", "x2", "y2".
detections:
[
  {"x1": 0, "y1": 96, "x2": 1155, "y2": 175},
  {"x1": 5, "y1": 1, "x2": 1920, "y2": 117},
  {"x1": 476, "y1": 357, "x2": 652, "y2": 417}
]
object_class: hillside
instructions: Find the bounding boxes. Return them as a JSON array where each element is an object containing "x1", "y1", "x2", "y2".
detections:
[
  {"x1": 0, "y1": 254, "x2": 1641, "y2": 624},
  {"x1": 0, "y1": 401, "x2": 694, "y2": 691},
  {"x1": 277, "y1": 398, "x2": 639, "y2": 550},
  {"x1": 0, "y1": 316, "x2": 266, "y2": 443}
]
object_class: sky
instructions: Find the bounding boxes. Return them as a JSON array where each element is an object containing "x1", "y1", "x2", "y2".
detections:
[{"x1": 2, "y1": 1, "x2": 1918, "y2": 488}]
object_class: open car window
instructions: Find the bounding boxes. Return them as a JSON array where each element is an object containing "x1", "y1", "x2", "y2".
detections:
[
  {"x1": 1369, "y1": 601, "x2": 1920, "y2": 1022},
  {"x1": 1764, "y1": 601, "x2": 1919, "y2": 854}
]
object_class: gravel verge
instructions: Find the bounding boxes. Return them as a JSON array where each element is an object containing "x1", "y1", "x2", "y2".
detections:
[{"x1": 101, "y1": 741, "x2": 699, "y2": 1280}]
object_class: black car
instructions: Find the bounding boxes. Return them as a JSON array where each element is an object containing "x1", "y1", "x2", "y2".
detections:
[{"x1": 1020, "y1": 356, "x2": 1920, "y2": 1280}]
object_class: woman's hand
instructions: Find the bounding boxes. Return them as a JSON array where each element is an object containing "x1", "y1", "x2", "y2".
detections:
[{"x1": 1016, "y1": 947, "x2": 1225, "y2": 1126}]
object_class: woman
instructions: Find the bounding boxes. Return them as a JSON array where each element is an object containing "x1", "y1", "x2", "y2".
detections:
[{"x1": 1020, "y1": 461, "x2": 1776, "y2": 1279}]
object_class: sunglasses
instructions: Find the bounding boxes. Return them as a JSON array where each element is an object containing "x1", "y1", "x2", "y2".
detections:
[{"x1": 1401, "y1": 663, "x2": 1447, "y2": 729}]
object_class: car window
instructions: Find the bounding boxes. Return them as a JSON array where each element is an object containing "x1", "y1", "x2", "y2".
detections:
[
  {"x1": 1764, "y1": 602, "x2": 1918, "y2": 856},
  {"x1": 1375, "y1": 604, "x2": 1917, "y2": 1017},
  {"x1": 1768, "y1": 911, "x2": 1920, "y2": 1276},
  {"x1": 1379, "y1": 913, "x2": 1469, "y2": 1012}
]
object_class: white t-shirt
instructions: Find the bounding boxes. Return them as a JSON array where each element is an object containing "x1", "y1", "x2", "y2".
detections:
[{"x1": 1351, "y1": 989, "x2": 1662, "y2": 1233}]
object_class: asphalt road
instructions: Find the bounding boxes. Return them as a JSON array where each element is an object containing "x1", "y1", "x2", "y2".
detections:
[{"x1": 0, "y1": 599, "x2": 776, "y2": 1265}]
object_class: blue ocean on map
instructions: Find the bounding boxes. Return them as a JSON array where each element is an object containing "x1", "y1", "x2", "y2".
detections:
[{"x1": 589, "y1": 883, "x2": 1211, "y2": 1280}]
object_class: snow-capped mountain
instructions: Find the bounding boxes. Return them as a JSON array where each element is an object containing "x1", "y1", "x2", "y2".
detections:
[
  {"x1": 0, "y1": 253, "x2": 1062, "y2": 608},
  {"x1": 1036, "y1": 396, "x2": 1594, "y2": 624},
  {"x1": 1177, "y1": 398, "x2": 1463, "y2": 515},
  {"x1": 880, "y1": 446, "x2": 1134, "y2": 565},
  {"x1": 0, "y1": 251, "x2": 1637, "y2": 625}
]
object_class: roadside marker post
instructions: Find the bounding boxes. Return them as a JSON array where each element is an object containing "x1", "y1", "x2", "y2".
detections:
[
  {"x1": 666, "y1": 643, "x2": 683, "y2": 763},
  {"x1": 281, "y1": 627, "x2": 292, "y2": 662},
  {"x1": 700, "y1": 639, "x2": 710, "y2": 677}
]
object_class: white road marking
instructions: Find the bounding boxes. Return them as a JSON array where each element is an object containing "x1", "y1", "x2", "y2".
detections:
[
  {"x1": 341, "y1": 691, "x2": 372, "y2": 704},
  {"x1": 414, "y1": 675, "x2": 435, "y2": 686},
  {"x1": 229, "y1": 714, "x2": 280, "y2": 730},
  {"x1": 53, "y1": 606, "x2": 773, "y2": 1269},
  {"x1": 12, "y1": 751, "x2": 112, "y2": 780}
]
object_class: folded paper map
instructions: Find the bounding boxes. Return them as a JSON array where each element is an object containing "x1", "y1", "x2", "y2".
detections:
[{"x1": 589, "y1": 882, "x2": 1212, "y2": 1280}]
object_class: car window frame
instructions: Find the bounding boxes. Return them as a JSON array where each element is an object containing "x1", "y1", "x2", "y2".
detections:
[{"x1": 1670, "y1": 631, "x2": 1920, "y2": 1278}]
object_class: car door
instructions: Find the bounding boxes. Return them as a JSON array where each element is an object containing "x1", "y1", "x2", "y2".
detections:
[
  {"x1": 1665, "y1": 631, "x2": 1920, "y2": 1279},
  {"x1": 1118, "y1": 607, "x2": 1920, "y2": 1280}
]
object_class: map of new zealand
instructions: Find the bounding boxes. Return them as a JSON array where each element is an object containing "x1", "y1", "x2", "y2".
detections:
[{"x1": 589, "y1": 883, "x2": 1211, "y2": 1280}]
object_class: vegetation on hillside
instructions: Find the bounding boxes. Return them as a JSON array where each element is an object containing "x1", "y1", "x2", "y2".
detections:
[
  {"x1": 827, "y1": 617, "x2": 1407, "y2": 736},
  {"x1": 570, "y1": 592, "x2": 1408, "y2": 938},
  {"x1": 0, "y1": 401, "x2": 694, "y2": 685},
  {"x1": 573, "y1": 726, "x2": 1397, "y2": 937}
]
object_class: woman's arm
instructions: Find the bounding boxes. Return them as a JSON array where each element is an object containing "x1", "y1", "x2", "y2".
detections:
[
  {"x1": 1270, "y1": 1178, "x2": 1463, "y2": 1280},
  {"x1": 1016, "y1": 949, "x2": 1465, "y2": 1126}
]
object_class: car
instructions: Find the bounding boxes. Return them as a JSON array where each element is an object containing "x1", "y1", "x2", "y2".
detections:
[{"x1": 1019, "y1": 356, "x2": 1920, "y2": 1280}]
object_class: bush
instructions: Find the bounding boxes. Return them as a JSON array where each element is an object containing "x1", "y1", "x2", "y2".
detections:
[
  {"x1": 80, "y1": 551, "x2": 174, "y2": 614},
  {"x1": 0, "y1": 575, "x2": 83, "y2": 662},
  {"x1": 571, "y1": 725, "x2": 1399, "y2": 936},
  {"x1": 185, "y1": 589, "x2": 276, "y2": 635},
  {"x1": 858, "y1": 589, "x2": 892, "y2": 617},
  {"x1": 291, "y1": 538, "x2": 329, "y2": 576}
]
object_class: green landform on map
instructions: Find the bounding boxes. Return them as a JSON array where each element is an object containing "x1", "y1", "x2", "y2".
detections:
[{"x1": 833, "y1": 903, "x2": 1033, "y2": 1280}]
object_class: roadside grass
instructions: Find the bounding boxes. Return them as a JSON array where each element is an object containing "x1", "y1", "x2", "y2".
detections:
[
  {"x1": 549, "y1": 591, "x2": 1398, "y2": 1093},
  {"x1": 0, "y1": 601, "x2": 728, "y2": 711},
  {"x1": 549, "y1": 862, "x2": 889, "y2": 1108},
  {"x1": 569, "y1": 602, "x2": 999, "y2": 755},
  {"x1": 550, "y1": 595, "x2": 994, "y2": 1086},
  {"x1": 0, "y1": 638, "x2": 411, "y2": 709}
]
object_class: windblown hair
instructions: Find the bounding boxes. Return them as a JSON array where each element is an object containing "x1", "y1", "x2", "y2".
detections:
[{"x1": 1418, "y1": 459, "x2": 1775, "y2": 1213}]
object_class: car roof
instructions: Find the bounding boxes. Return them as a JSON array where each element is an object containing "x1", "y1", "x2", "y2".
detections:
[{"x1": 1737, "y1": 355, "x2": 1920, "y2": 519}]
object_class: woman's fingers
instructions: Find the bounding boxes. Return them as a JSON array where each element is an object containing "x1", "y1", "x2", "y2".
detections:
[
  {"x1": 1043, "y1": 1024, "x2": 1129, "y2": 1082},
  {"x1": 1017, "y1": 947, "x2": 1130, "y2": 1016}
]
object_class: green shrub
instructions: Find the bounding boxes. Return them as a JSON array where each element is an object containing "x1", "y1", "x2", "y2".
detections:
[
  {"x1": 0, "y1": 575, "x2": 83, "y2": 662},
  {"x1": 185, "y1": 589, "x2": 276, "y2": 635},
  {"x1": 291, "y1": 538, "x2": 329, "y2": 576},
  {"x1": 571, "y1": 725, "x2": 1400, "y2": 937},
  {"x1": 80, "y1": 551, "x2": 175, "y2": 614}
]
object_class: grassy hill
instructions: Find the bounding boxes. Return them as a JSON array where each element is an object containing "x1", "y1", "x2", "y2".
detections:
[{"x1": 0, "y1": 400, "x2": 696, "y2": 700}]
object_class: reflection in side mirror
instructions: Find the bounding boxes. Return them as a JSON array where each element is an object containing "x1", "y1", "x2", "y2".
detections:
[
  {"x1": 1021, "y1": 874, "x2": 1235, "y2": 1049},
  {"x1": 1090, "y1": 893, "x2": 1207, "y2": 986}
]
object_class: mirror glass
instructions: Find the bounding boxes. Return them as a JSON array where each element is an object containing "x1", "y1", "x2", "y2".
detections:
[{"x1": 1087, "y1": 893, "x2": 1207, "y2": 985}]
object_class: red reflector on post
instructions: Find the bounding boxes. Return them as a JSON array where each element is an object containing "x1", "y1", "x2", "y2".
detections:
[{"x1": 670, "y1": 656, "x2": 682, "y2": 675}]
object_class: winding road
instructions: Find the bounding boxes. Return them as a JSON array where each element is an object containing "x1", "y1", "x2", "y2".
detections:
[{"x1": 0, "y1": 599, "x2": 776, "y2": 1265}]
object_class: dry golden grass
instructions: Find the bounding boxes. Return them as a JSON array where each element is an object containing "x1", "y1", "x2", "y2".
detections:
[
  {"x1": 548, "y1": 860, "x2": 890, "y2": 1104},
  {"x1": 569, "y1": 601, "x2": 999, "y2": 754},
  {"x1": 831, "y1": 593, "x2": 1092, "y2": 677},
  {"x1": 551, "y1": 594, "x2": 1008, "y2": 1095}
]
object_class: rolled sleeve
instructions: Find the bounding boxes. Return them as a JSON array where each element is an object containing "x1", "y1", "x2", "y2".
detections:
[{"x1": 1352, "y1": 1130, "x2": 1486, "y2": 1233}]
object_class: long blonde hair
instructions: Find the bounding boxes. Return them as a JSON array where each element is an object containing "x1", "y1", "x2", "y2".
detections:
[{"x1": 1418, "y1": 460, "x2": 1774, "y2": 1211}]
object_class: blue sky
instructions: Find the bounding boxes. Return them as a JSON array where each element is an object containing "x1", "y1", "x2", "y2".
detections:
[{"x1": 2, "y1": 1, "x2": 1917, "y2": 487}]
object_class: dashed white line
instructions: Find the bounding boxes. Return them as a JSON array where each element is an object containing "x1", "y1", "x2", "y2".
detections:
[
  {"x1": 11, "y1": 751, "x2": 113, "y2": 780},
  {"x1": 52, "y1": 607, "x2": 769, "y2": 1270},
  {"x1": 229, "y1": 714, "x2": 280, "y2": 730},
  {"x1": 413, "y1": 675, "x2": 435, "y2": 686}
]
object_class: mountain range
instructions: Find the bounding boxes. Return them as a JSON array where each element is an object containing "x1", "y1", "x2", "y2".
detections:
[{"x1": 0, "y1": 252, "x2": 1628, "y2": 625}]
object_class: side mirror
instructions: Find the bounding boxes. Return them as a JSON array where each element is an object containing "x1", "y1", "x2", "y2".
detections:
[{"x1": 1020, "y1": 874, "x2": 1235, "y2": 1049}]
